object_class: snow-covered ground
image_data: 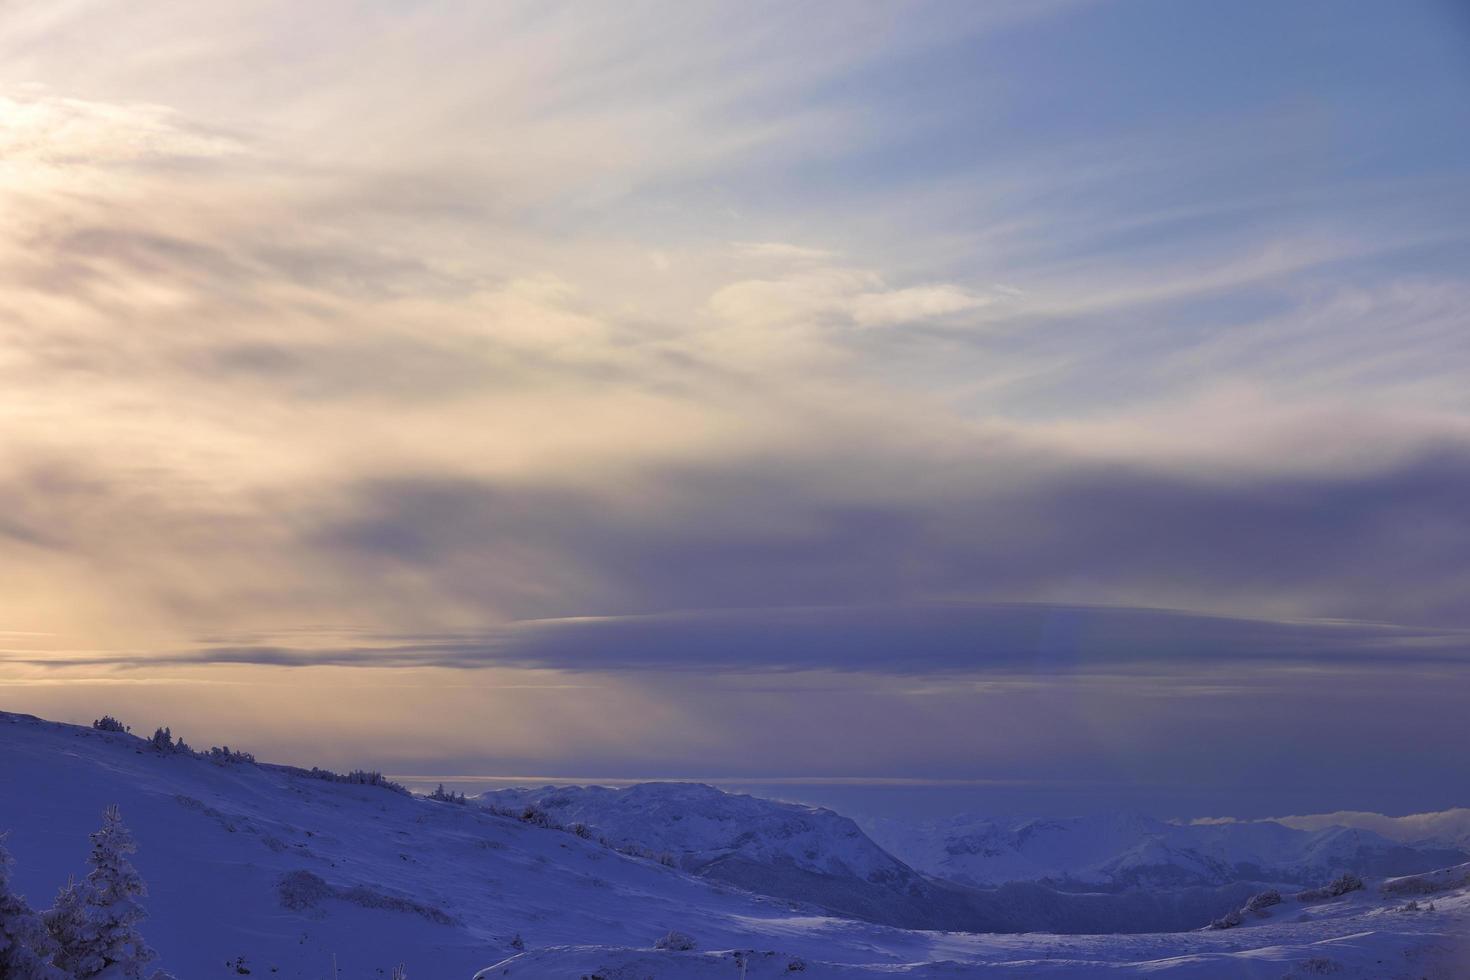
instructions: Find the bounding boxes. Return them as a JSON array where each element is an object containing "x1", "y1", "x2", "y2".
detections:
[
  {"x1": 477, "y1": 866, "x2": 1470, "y2": 978},
  {"x1": 2, "y1": 710, "x2": 1467, "y2": 978}
]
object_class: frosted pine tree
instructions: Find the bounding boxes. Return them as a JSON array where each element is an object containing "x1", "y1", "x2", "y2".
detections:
[
  {"x1": 0, "y1": 834, "x2": 65, "y2": 980},
  {"x1": 49, "y1": 806, "x2": 172, "y2": 980},
  {"x1": 45, "y1": 877, "x2": 97, "y2": 977}
]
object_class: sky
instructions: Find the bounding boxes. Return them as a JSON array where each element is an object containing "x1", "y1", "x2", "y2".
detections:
[{"x1": 2, "y1": 0, "x2": 1469, "y2": 819}]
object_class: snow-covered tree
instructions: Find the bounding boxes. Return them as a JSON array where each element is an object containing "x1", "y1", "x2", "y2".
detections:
[
  {"x1": 45, "y1": 877, "x2": 96, "y2": 977},
  {"x1": 0, "y1": 834, "x2": 64, "y2": 980},
  {"x1": 428, "y1": 784, "x2": 466, "y2": 804},
  {"x1": 148, "y1": 729, "x2": 173, "y2": 753},
  {"x1": 47, "y1": 805, "x2": 170, "y2": 980}
]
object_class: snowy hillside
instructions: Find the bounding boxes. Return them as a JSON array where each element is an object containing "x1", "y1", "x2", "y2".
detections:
[
  {"x1": 861, "y1": 811, "x2": 1467, "y2": 891},
  {"x1": 0, "y1": 710, "x2": 890, "y2": 977},
  {"x1": 476, "y1": 782, "x2": 965, "y2": 929},
  {"x1": 480, "y1": 782, "x2": 906, "y2": 884},
  {"x1": 475, "y1": 863, "x2": 1470, "y2": 977},
  {"x1": 3, "y1": 710, "x2": 1468, "y2": 979}
]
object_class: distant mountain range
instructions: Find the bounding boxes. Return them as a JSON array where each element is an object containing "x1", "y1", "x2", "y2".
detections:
[
  {"x1": 859, "y1": 810, "x2": 1468, "y2": 890},
  {"x1": 478, "y1": 783, "x2": 1467, "y2": 933}
]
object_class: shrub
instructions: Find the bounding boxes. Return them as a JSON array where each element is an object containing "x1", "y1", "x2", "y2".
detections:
[
  {"x1": 1381, "y1": 865, "x2": 1470, "y2": 897},
  {"x1": 1208, "y1": 909, "x2": 1243, "y2": 930},
  {"x1": 207, "y1": 746, "x2": 256, "y2": 765},
  {"x1": 275, "y1": 871, "x2": 457, "y2": 926},
  {"x1": 92, "y1": 716, "x2": 127, "y2": 734},
  {"x1": 1296, "y1": 873, "x2": 1364, "y2": 902},
  {"x1": 277, "y1": 871, "x2": 331, "y2": 912},
  {"x1": 304, "y1": 768, "x2": 408, "y2": 795},
  {"x1": 653, "y1": 930, "x2": 696, "y2": 951},
  {"x1": 428, "y1": 785, "x2": 466, "y2": 805},
  {"x1": 1244, "y1": 889, "x2": 1282, "y2": 913},
  {"x1": 517, "y1": 806, "x2": 557, "y2": 829}
]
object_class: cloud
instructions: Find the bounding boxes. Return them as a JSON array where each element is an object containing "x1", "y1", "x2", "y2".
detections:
[
  {"x1": 4, "y1": 408, "x2": 1470, "y2": 646},
  {"x1": 285, "y1": 441, "x2": 1470, "y2": 630},
  {"x1": 0, "y1": 90, "x2": 242, "y2": 172},
  {"x1": 849, "y1": 284, "x2": 989, "y2": 326},
  {"x1": 2, "y1": 1, "x2": 1469, "y2": 808},
  {"x1": 733, "y1": 242, "x2": 835, "y2": 262},
  {"x1": 105, "y1": 603, "x2": 1457, "y2": 676},
  {"x1": 12, "y1": 602, "x2": 1468, "y2": 815},
  {"x1": 2, "y1": 1, "x2": 1470, "y2": 811}
]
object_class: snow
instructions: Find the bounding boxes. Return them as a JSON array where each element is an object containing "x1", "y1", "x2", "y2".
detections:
[
  {"x1": 476, "y1": 876, "x2": 1470, "y2": 978},
  {"x1": 860, "y1": 811, "x2": 1467, "y2": 890},
  {"x1": 479, "y1": 782, "x2": 905, "y2": 883},
  {"x1": 2, "y1": 710, "x2": 1467, "y2": 979},
  {"x1": 1227, "y1": 810, "x2": 1470, "y2": 853}
]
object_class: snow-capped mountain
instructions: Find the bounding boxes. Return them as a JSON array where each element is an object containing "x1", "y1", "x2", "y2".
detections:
[
  {"x1": 1240, "y1": 808, "x2": 1470, "y2": 853},
  {"x1": 860, "y1": 811, "x2": 1467, "y2": 890},
  {"x1": 3, "y1": 709, "x2": 1468, "y2": 979},
  {"x1": 481, "y1": 782, "x2": 908, "y2": 883},
  {"x1": 474, "y1": 783, "x2": 1470, "y2": 935},
  {"x1": 478, "y1": 781, "x2": 1002, "y2": 931}
]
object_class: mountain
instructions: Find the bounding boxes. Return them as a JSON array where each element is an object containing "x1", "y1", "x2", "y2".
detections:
[
  {"x1": 477, "y1": 782, "x2": 964, "y2": 929},
  {"x1": 2, "y1": 709, "x2": 1468, "y2": 978},
  {"x1": 481, "y1": 782, "x2": 906, "y2": 883},
  {"x1": 860, "y1": 811, "x2": 1467, "y2": 890},
  {"x1": 1246, "y1": 808, "x2": 1470, "y2": 852},
  {"x1": 474, "y1": 784, "x2": 1366, "y2": 935}
]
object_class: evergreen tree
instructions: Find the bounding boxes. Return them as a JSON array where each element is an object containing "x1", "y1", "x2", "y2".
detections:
[
  {"x1": 44, "y1": 878, "x2": 96, "y2": 978},
  {"x1": 0, "y1": 835, "x2": 65, "y2": 980},
  {"x1": 48, "y1": 806, "x2": 166, "y2": 980}
]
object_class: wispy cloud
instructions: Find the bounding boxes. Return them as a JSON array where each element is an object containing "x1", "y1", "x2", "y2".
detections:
[{"x1": 2, "y1": 1, "x2": 1469, "y2": 808}]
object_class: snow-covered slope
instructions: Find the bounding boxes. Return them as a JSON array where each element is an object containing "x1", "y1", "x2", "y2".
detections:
[
  {"x1": 0, "y1": 710, "x2": 911, "y2": 977},
  {"x1": 862, "y1": 811, "x2": 1467, "y2": 891},
  {"x1": 3, "y1": 710, "x2": 1467, "y2": 979},
  {"x1": 481, "y1": 782, "x2": 905, "y2": 884},
  {"x1": 476, "y1": 864, "x2": 1470, "y2": 978},
  {"x1": 477, "y1": 782, "x2": 966, "y2": 929}
]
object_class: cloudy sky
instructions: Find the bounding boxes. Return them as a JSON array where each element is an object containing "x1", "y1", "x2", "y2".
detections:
[{"x1": 3, "y1": 0, "x2": 1468, "y2": 817}]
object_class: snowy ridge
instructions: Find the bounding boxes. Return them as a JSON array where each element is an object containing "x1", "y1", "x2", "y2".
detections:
[
  {"x1": 861, "y1": 811, "x2": 1467, "y2": 890},
  {"x1": 478, "y1": 782, "x2": 912, "y2": 882},
  {"x1": 1222, "y1": 809, "x2": 1470, "y2": 853}
]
